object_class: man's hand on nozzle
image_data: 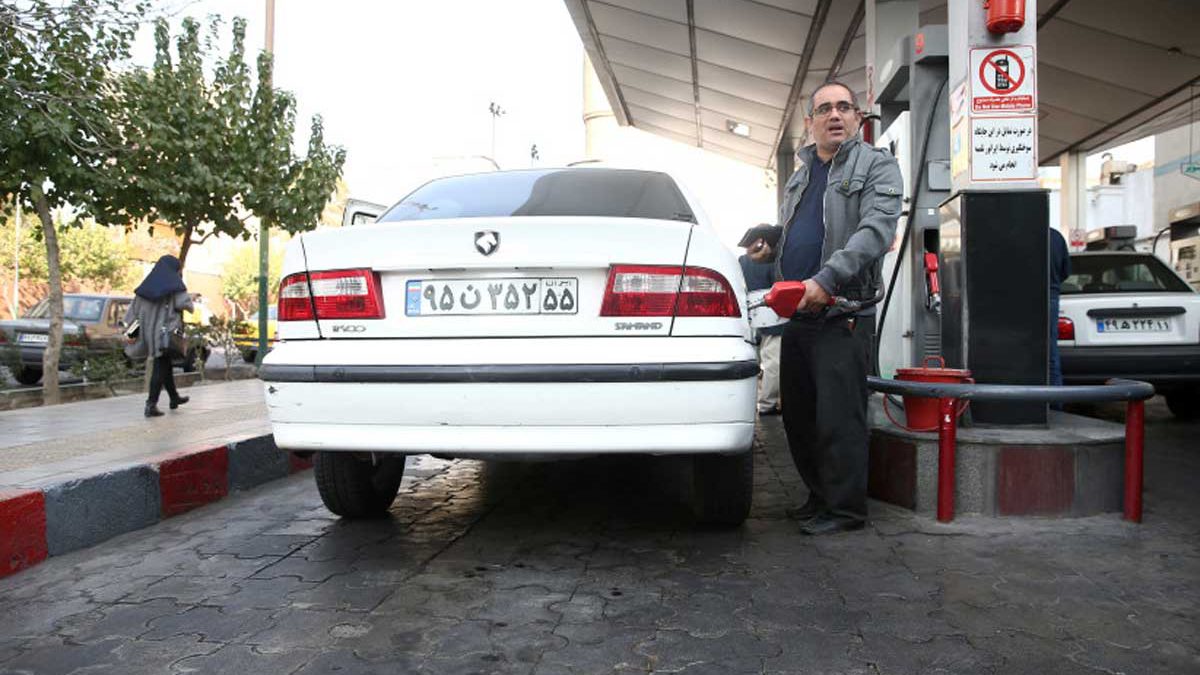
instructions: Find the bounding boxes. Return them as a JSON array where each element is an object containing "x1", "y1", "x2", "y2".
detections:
[
  {"x1": 798, "y1": 277, "x2": 831, "y2": 313},
  {"x1": 747, "y1": 238, "x2": 773, "y2": 263}
]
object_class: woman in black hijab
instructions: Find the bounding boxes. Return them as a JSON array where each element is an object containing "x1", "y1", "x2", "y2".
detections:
[{"x1": 124, "y1": 255, "x2": 194, "y2": 417}]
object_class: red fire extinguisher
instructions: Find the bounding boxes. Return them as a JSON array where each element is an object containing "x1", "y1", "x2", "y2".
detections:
[{"x1": 984, "y1": 0, "x2": 1025, "y2": 34}]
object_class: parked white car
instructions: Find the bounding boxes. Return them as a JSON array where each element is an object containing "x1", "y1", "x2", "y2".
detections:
[
  {"x1": 261, "y1": 168, "x2": 757, "y2": 524},
  {"x1": 1058, "y1": 251, "x2": 1200, "y2": 418}
]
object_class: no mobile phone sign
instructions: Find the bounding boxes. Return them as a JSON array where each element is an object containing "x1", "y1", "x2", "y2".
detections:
[{"x1": 971, "y1": 46, "x2": 1035, "y2": 113}]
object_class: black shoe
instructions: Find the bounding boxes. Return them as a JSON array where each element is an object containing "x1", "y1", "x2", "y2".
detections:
[
  {"x1": 169, "y1": 395, "x2": 189, "y2": 410},
  {"x1": 785, "y1": 497, "x2": 824, "y2": 521},
  {"x1": 758, "y1": 406, "x2": 781, "y2": 417},
  {"x1": 800, "y1": 514, "x2": 865, "y2": 536},
  {"x1": 144, "y1": 403, "x2": 164, "y2": 418}
]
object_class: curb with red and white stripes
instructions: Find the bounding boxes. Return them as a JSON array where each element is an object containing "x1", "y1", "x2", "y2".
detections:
[{"x1": 0, "y1": 435, "x2": 311, "y2": 579}]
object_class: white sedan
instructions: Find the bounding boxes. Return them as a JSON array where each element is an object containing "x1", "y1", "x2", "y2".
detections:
[
  {"x1": 1058, "y1": 251, "x2": 1200, "y2": 418},
  {"x1": 261, "y1": 168, "x2": 758, "y2": 524}
]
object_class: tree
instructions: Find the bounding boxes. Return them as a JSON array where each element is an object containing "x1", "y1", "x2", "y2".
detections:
[
  {"x1": 240, "y1": 50, "x2": 346, "y2": 240},
  {"x1": 118, "y1": 17, "x2": 345, "y2": 268},
  {"x1": 220, "y1": 237, "x2": 282, "y2": 316},
  {"x1": 0, "y1": 212, "x2": 134, "y2": 290},
  {"x1": 117, "y1": 17, "x2": 247, "y2": 267},
  {"x1": 0, "y1": 0, "x2": 144, "y2": 404}
]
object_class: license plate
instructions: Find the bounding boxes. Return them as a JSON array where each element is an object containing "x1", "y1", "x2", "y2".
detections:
[
  {"x1": 406, "y1": 277, "x2": 579, "y2": 316},
  {"x1": 17, "y1": 333, "x2": 48, "y2": 344},
  {"x1": 1096, "y1": 318, "x2": 1172, "y2": 333}
]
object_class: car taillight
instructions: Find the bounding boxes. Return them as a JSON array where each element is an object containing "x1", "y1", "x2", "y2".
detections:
[
  {"x1": 278, "y1": 269, "x2": 384, "y2": 321},
  {"x1": 64, "y1": 331, "x2": 87, "y2": 347},
  {"x1": 600, "y1": 265, "x2": 740, "y2": 318},
  {"x1": 1057, "y1": 316, "x2": 1074, "y2": 341}
]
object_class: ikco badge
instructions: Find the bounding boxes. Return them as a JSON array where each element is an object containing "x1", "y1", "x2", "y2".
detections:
[{"x1": 970, "y1": 45, "x2": 1035, "y2": 114}]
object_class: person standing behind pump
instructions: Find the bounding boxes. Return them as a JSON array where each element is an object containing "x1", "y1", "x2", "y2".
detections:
[
  {"x1": 749, "y1": 81, "x2": 903, "y2": 535},
  {"x1": 1048, "y1": 227, "x2": 1071, "y2": 397},
  {"x1": 739, "y1": 225, "x2": 784, "y2": 415},
  {"x1": 124, "y1": 255, "x2": 194, "y2": 418}
]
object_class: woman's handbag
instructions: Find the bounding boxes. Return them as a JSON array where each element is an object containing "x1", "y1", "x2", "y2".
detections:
[{"x1": 162, "y1": 325, "x2": 189, "y2": 358}]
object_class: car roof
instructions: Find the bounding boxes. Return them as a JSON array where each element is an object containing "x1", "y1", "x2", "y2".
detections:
[{"x1": 422, "y1": 165, "x2": 677, "y2": 182}]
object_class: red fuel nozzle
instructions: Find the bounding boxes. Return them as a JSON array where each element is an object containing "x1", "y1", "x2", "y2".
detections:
[
  {"x1": 751, "y1": 282, "x2": 879, "y2": 318},
  {"x1": 924, "y1": 252, "x2": 940, "y2": 295},
  {"x1": 762, "y1": 281, "x2": 809, "y2": 317}
]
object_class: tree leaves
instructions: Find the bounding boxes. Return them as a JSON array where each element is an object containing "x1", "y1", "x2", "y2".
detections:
[{"x1": 115, "y1": 15, "x2": 346, "y2": 267}]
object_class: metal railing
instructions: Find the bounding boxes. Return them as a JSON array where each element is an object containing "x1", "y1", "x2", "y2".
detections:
[{"x1": 866, "y1": 377, "x2": 1156, "y2": 523}]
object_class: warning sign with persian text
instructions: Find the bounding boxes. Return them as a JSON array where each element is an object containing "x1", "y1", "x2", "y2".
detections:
[
  {"x1": 970, "y1": 116, "x2": 1037, "y2": 182},
  {"x1": 970, "y1": 45, "x2": 1035, "y2": 114}
]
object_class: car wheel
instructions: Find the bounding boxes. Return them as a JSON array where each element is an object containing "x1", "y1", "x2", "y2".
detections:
[
  {"x1": 242, "y1": 349, "x2": 257, "y2": 364},
  {"x1": 1165, "y1": 389, "x2": 1200, "y2": 421},
  {"x1": 691, "y1": 449, "x2": 753, "y2": 526},
  {"x1": 314, "y1": 452, "x2": 406, "y2": 518},
  {"x1": 14, "y1": 365, "x2": 43, "y2": 386}
]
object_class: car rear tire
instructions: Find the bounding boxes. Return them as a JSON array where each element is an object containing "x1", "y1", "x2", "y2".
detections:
[
  {"x1": 1165, "y1": 389, "x2": 1200, "y2": 421},
  {"x1": 691, "y1": 449, "x2": 753, "y2": 526},
  {"x1": 314, "y1": 452, "x2": 406, "y2": 518},
  {"x1": 14, "y1": 365, "x2": 43, "y2": 386},
  {"x1": 242, "y1": 349, "x2": 257, "y2": 364}
]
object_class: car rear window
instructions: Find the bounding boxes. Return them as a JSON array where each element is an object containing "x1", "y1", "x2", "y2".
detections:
[
  {"x1": 26, "y1": 297, "x2": 106, "y2": 321},
  {"x1": 1063, "y1": 255, "x2": 1191, "y2": 294},
  {"x1": 378, "y1": 169, "x2": 696, "y2": 223}
]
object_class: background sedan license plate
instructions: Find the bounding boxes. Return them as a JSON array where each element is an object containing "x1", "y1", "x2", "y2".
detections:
[
  {"x1": 18, "y1": 333, "x2": 48, "y2": 344},
  {"x1": 407, "y1": 277, "x2": 579, "y2": 316},
  {"x1": 1096, "y1": 318, "x2": 1171, "y2": 333}
]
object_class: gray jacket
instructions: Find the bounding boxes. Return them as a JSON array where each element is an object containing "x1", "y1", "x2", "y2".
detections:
[
  {"x1": 774, "y1": 137, "x2": 903, "y2": 313},
  {"x1": 123, "y1": 291, "x2": 193, "y2": 359}
]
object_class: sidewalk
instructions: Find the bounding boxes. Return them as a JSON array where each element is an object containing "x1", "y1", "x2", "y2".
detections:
[
  {"x1": 0, "y1": 379, "x2": 269, "y2": 484},
  {"x1": 0, "y1": 379, "x2": 306, "y2": 578}
]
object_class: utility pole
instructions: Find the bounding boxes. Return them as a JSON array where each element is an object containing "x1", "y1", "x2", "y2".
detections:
[
  {"x1": 11, "y1": 202, "x2": 19, "y2": 319},
  {"x1": 488, "y1": 101, "x2": 505, "y2": 166},
  {"x1": 257, "y1": 0, "x2": 275, "y2": 368}
]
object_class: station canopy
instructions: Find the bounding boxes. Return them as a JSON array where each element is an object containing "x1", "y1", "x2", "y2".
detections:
[{"x1": 564, "y1": 0, "x2": 1200, "y2": 168}]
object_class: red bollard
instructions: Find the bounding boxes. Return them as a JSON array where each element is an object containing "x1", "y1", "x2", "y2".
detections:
[
  {"x1": 937, "y1": 397, "x2": 958, "y2": 523},
  {"x1": 1124, "y1": 400, "x2": 1145, "y2": 523}
]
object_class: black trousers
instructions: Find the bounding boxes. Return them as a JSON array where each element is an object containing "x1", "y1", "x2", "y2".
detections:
[
  {"x1": 148, "y1": 354, "x2": 178, "y2": 406},
  {"x1": 780, "y1": 314, "x2": 875, "y2": 521}
]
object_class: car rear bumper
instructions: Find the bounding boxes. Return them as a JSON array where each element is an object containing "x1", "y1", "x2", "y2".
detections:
[
  {"x1": 1061, "y1": 344, "x2": 1200, "y2": 386},
  {"x1": 268, "y1": 419, "x2": 755, "y2": 456},
  {"x1": 260, "y1": 337, "x2": 758, "y2": 456},
  {"x1": 19, "y1": 345, "x2": 83, "y2": 367}
]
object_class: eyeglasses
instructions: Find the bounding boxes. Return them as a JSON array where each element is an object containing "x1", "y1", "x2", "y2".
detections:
[{"x1": 811, "y1": 101, "x2": 858, "y2": 117}]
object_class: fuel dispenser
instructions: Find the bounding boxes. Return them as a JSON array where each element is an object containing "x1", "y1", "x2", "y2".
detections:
[
  {"x1": 1168, "y1": 202, "x2": 1200, "y2": 291},
  {"x1": 1084, "y1": 225, "x2": 1138, "y2": 251},
  {"x1": 873, "y1": 9, "x2": 1050, "y2": 426},
  {"x1": 873, "y1": 26, "x2": 952, "y2": 382}
]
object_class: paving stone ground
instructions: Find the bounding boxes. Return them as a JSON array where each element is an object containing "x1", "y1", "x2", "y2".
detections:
[{"x1": 0, "y1": 399, "x2": 1196, "y2": 674}]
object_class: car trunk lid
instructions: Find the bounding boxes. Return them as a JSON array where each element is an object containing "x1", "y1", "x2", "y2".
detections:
[
  {"x1": 292, "y1": 217, "x2": 694, "y2": 339},
  {"x1": 1062, "y1": 293, "x2": 1200, "y2": 347}
]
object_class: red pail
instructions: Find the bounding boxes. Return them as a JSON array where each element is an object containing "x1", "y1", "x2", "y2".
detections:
[{"x1": 893, "y1": 356, "x2": 972, "y2": 430}]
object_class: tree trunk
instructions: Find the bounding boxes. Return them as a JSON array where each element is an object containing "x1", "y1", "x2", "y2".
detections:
[
  {"x1": 31, "y1": 184, "x2": 63, "y2": 406},
  {"x1": 178, "y1": 223, "x2": 196, "y2": 268}
]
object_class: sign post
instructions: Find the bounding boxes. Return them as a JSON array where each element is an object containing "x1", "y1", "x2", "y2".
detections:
[{"x1": 941, "y1": 0, "x2": 1050, "y2": 425}]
